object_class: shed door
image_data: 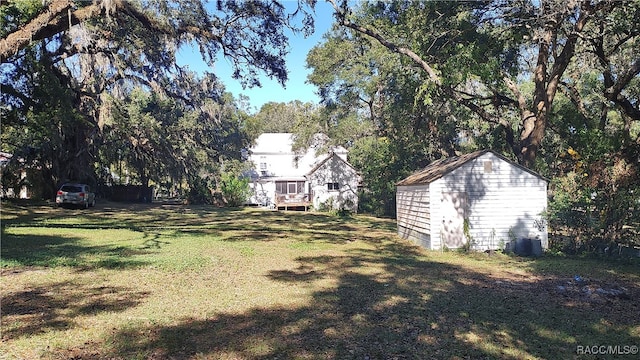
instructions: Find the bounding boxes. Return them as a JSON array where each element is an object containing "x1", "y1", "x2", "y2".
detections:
[{"x1": 441, "y1": 192, "x2": 467, "y2": 249}]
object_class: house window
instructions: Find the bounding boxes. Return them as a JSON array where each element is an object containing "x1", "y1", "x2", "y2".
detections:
[
  {"x1": 327, "y1": 182, "x2": 340, "y2": 191},
  {"x1": 259, "y1": 156, "x2": 267, "y2": 173}
]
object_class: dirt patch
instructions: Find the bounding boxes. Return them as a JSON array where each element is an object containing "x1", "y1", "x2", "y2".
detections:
[{"x1": 489, "y1": 274, "x2": 637, "y2": 310}]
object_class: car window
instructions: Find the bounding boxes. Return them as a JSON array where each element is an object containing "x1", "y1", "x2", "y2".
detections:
[{"x1": 61, "y1": 185, "x2": 82, "y2": 192}]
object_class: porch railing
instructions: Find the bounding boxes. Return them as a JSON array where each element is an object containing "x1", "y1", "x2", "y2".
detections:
[{"x1": 275, "y1": 192, "x2": 311, "y2": 204}]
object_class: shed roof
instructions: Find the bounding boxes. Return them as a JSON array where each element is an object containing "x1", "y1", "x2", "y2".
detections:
[{"x1": 396, "y1": 150, "x2": 547, "y2": 186}]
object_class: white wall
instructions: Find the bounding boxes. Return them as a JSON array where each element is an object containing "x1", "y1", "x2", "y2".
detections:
[
  {"x1": 439, "y1": 152, "x2": 548, "y2": 250},
  {"x1": 247, "y1": 134, "x2": 321, "y2": 206},
  {"x1": 248, "y1": 133, "x2": 349, "y2": 179},
  {"x1": 246, "y1": 133, "x2": 358, "y2": 210},
  {"x1": 308, "y1": 155, "x2": 359, "y2": 212},
  {"x1": 250, "y1": 149, "x2": 318, "y2": 179}
]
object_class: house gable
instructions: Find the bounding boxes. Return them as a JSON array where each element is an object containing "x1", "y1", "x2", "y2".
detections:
[
  {"x1": 308, "y1": 152, "x2": 357, "y2": 177},
  {"x1": 248, "y1": 133, "x2": 349, "y2": 179},
  {"x1": 308, "y1": 153, "x2": 360, "y2": 212}
]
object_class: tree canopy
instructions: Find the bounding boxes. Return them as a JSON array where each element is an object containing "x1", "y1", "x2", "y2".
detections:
[
  {"x1": 302, "y1": 0, "x2": 639, "y2": 249},
  {"x1": 1, "y1": 0, "x2": 315, "y2": 200},
  {"x1": 326, "y1": 0, "x2": 639, "y2": 167},
  {"x1": 1, "y1": 0, "x2": 638, "y2": 250}
]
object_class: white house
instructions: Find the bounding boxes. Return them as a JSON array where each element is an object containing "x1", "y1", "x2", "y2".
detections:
[
  {"x1": 396, "y1": 150, "x2": 548, "y2": 251},
  {"x1": 246, "y1": 133, "x2": 360, "y2": 211},
  {"x1": 0, "y1": 151, "x2": 30, "y2": 199}
]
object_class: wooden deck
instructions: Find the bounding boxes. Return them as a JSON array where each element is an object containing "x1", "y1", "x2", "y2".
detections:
[{"x1": 275, "y1": 194, "x2": 312, "y2": 211}]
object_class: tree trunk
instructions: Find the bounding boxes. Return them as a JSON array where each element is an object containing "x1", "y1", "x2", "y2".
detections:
[{"x1": 516, "y1": 1, "x2": 592, "y2": 167}]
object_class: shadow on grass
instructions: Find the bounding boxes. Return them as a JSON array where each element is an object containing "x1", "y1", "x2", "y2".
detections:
[
  {"x1": 101, "y1": 241, "x2": 639, "y2": 359},
  {"x1": 1, "y1": 280, "x2": 149, "y2": 341},
  {"x1": 0, "y1": 203, "x2": 386, "y2": 271},
  {"x1": 1, "y1": 201, "x2": 355, "y2": 233},
  {"x1": 0, "y1": 232, "x2": 150, "y2": 269},
  {"x1": 4, "y1": 203, "x2": 638, "y2": 358},
  {"x1": 1, "y1": 201, "x2": 390, "y2": 245}
]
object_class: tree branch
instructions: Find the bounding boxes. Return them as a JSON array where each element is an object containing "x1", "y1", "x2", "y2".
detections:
[
  {"x1": 558, "y1": 81, "x2": 590, "y2": 120},
  {"x1": 606, "y1": 58, "x2": 640, "y2": 104},
  {"x1": 0, "y1": 0, "x2": 105, "y2": 63},
  {"x1": 1, "y1": 0, "x2": 226, "y2": 64},
  {"x1": 327, "y1": 0, "x2": 441, "y2": 85}
]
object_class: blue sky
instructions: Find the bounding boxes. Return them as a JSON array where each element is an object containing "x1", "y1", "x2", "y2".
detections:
[{"x1": 176, "y1": 1, "x2": 335, "y2": 113}]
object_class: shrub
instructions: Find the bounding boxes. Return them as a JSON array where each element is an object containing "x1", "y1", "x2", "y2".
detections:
[
  {"x1": 317, "y1": 197, "x2": 353, "y2": 217},
  {"x1": 187, "y1": 176, "x2": 213, "y2": 205},
  {"x1": 220, "y1": 172, "x2": 251, "y2": 207}
]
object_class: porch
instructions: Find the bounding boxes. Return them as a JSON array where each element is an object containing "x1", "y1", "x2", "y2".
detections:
[
  {"x1": 272, "y1": 180, "x2": 312, "y2": 211},
  {"x1": 275, "y1": 192, "x2": 312, "y2": 211}
]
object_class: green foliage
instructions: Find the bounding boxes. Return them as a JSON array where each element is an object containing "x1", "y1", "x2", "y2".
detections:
[
  {"x1": 459, "y1": 218, "x2": 475, "y2": 253},
  {"x1": 547, "y1": 165, "x2": 640, "y2": 254},
  {"x1": 217, "y1": 159, "x2": 253, "y2": 208},
  {"x1": 0, "y1": 0, "x2": 43, "y2": 38},
  {"x1": 1, "y1": 0, "x2": 315, "y2": 201},
  {"x1": 316, "y1": 197, "x2": 354, "y2": 217},
  {"x1": 349, "y1": 137, "x2": 398, "y2": 216},
  {"x1": 542, "y1": 63, "x2": 640, "y2": 253},
  {"x1": 219, "y1": 172, "x2": 250, "y2": 208},
  {"x1": 306, "y1": 1, "x2": 640, "y2": 257},
  {"x1": 305, "y1": 5, "x2": 476, "y2": 215},
  {"x1": 187, "y1": 176, "x2": 213, "y2": 205},
  {"x1": 1, "y1": 49, "x2": 96, "y2": 198},
  {"x1": 248, "y1": 101, "x2": 318, "y2": 135},
  {"x1": 316, "y1": 197, "x2": 335, "y2": 213}
]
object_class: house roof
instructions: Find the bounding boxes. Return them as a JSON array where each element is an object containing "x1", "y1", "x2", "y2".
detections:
[
  {"x1": 251, "y1": 133, "x2": 348, "y2": 155},
  {"x1": 306, "y1": 152, "x2": 358, "y2": 176},
  {"x1": 396, "y1": 150, "x2": 547, "y2": 186},
  {"x1": 251, "y1": 133, "x2": 296, "y2": 154}
]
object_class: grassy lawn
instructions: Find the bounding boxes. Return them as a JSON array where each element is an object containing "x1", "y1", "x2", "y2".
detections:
[{"x1": 1, "y1": 201, "x2": 639, "y2": 359}]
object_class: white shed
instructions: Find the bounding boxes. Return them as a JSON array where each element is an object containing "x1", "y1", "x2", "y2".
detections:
[{"x1": 396, "y1": 150, "x2": 548, "y2": 251}]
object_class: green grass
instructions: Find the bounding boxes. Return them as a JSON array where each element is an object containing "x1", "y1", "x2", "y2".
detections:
[{"x1": 1, "y1": 200, "x2": 639, "y2": 359}]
